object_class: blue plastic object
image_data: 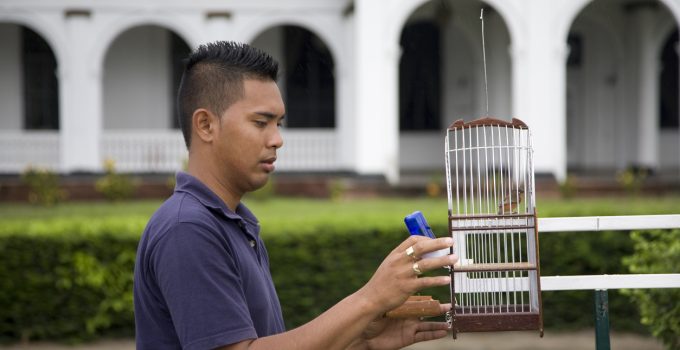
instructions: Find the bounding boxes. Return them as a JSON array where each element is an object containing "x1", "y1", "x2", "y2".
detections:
[
  {"x1": 404, "y1": 211, "x2": 436, "y2": 238},
  {"x1": 404, "y1": 211, "x2": 449, "y2": 259}
]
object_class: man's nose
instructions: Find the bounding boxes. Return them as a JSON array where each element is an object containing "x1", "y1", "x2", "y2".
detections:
[{"x1": 268, "y1": 127, "x2": 284, "y2": 149}]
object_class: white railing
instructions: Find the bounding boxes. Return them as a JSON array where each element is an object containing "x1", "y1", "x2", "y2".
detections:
[
  {"x1": 539, "y1": 215, "x2": 680, "y2": 349},
  {"x1": 453, "y1": 215, "x2": 679, "y2": 349},
  {"x1": 101, "y1": 130, "x2": 187, "y2": 172},
  {"x1": 538, "y1": 215, "x2": 680, "y2": 290},
  {"x1": 0, "y1": 131, "x2": 60, "y2": 172},
  {"x1": 277, "y1": 129, "x2": 340, "y2": 171},
  {"x1": 458, "y1": 215, "x2": 680, "y2": 292},
  {"x1": 0, "y1": 129, "x2": 342, "y2": 173}
]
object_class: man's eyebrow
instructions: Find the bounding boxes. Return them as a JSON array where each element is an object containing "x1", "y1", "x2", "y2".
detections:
[{"x1": 254, "y1": 112, "x2": 285, "y2": 120}]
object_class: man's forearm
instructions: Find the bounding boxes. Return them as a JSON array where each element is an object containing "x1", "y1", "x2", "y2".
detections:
[{"x1": 222, "y1": 288, "x2": 380, "y2": 350}]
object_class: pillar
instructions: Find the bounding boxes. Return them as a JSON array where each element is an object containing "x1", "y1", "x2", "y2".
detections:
[
  {"x1": 354, "y1": 0, "x2": 399, "y2": 183},
  {"x1": 512, "y1": 1, "x2": 568, "y2": 182},
  {"x1": 630, "y1": 4, "x2": 660, "y2": 169},
  {"x1": 60, "y1": 9, "x2": 102, "y2": 172}
]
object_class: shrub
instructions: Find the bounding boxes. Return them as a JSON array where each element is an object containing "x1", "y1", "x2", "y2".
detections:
[
  {"x1": 0, "y1": 218, "x2": 144, "y2": 343},
  {"x1": 21, "y1": 167, "x2": 66, "y2": 206},
  {"x1": 539, "y1": 231, "x2": 644, "y2": 332},
  {"x1": 95, "y1": 159, "x2": 135, "y2": 201},
  {"x1": 0, "y1": 217, "x2": 667, "y2": 343},
  {"x1": 623, "y1": 230, "x2": 680, "y2": 350},
  {"x1": 558, "y1": 174, "x2": 576, "y2": 199},
  {"x1": 616, "y1": 167, "x2": 648, "y2": 196}
]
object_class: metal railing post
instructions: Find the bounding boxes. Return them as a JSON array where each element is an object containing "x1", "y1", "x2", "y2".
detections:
[{"x1": 594, "y1": 289, "x2": 611, "y2": 350}]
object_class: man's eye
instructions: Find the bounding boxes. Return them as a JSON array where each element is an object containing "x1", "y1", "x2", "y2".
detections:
[{"x1": 254, "y1": 120, "x2": 267, "y2": 127}]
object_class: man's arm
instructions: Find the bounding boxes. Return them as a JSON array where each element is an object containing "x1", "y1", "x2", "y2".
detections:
[{"x1": 218, "y1": 236, "x2": 457, "y2": 350}]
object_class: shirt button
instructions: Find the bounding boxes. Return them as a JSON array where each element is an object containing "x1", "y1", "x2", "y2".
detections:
[{"x1": 249, "y1": 240, "x2": 256, "y2": 248}]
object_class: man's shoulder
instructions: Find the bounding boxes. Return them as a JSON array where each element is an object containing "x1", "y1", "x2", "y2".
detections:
[
  {"x1": 153, "y1": 191, "x2": 219, "y2": 226},
  {"x1": 142, "y1": 192, "x2": 224, "y2": 245}
]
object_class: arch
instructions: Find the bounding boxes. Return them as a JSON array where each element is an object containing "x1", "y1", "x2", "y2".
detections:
[
  {"x1": 555, "y1": 0, "x2": 596, "y2": 43},
  {"x1": 92, "y1": 15, "x2": 200, "y2": 75},
  {"x1": 0, "y1": 20, "x2": 62, "y2": 131},
  {"x1": 388, "y1": 0, "x2": 522, "y2": 54},
  {"x1": 240, "y1": 17, "x2": 341, "y2": 68},
  {"x1": 565, "y1": 0, "x2": 679, "y2": 172},
  {"x1": 654, "y1": 11, "x2": 679, "y2": 57},
  {"x1": 0, "y1": 14, "x2": 65, "y2": 71},
  {"x1": 251, "y1": 24, "x2": 336, "y2": 129},
  {"x1": 561, "y1": 0, "x2": 680, "y2": 46},
  {"x1": 102, "y1": 24, "x2": 191, "y2": 130},
  {"x1": 657, "y1": 0, "x2": 680, "y2": 31}
]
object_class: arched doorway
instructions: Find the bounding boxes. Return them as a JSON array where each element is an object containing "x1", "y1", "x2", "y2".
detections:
[
  {"x1": 566, "y1": 0, "x2": 678, "y2": 175},
  {"x1": 101, "y1": 25, "x2": 190, "y2": 171},
  {"x1": 398, "y1": 0, "x2": 513, "y2": 173},
  {"x1": 0, "y1": 23, "x2": 60, "y2": 172},
  {"x1": 0, "y1": 23, "x2": 59, "y2": 131},
  {"x1": 251, "y1": 25, "x2": 339, "y2": 171},
  {"x1": 251, "y1": 25, "x2": 335, "y2": 129},
  {"x1": 103, "y1": 25, "x2": 189, "y2": 130}
]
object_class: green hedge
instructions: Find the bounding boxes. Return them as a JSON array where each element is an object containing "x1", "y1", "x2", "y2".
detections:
[
  {"x1": 623, "y1": 230, "x2": 680, "y2": 350},
  {"x1": 0, "y1": 219, "x2": 143, "y2": 343},
  {"x1": 0, "y1": 218, "x2": 675, "y2": 343}
]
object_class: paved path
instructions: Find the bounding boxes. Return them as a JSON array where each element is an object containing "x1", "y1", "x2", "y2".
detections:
[{"x1": 0, "y1": 330, "x2": 663, "y2": 350}]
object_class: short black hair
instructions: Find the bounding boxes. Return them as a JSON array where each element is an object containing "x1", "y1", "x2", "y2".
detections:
[{"x1": 177, "y1": 41, "x2": 279, "y2": 149}]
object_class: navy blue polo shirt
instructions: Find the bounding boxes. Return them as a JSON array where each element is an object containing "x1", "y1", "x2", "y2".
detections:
[{"x1": 134, "y1": 172, "x2": 285, "y2": 350}]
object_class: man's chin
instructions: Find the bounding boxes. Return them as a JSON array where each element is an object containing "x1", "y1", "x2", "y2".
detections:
[{"x1": 249, "y1": 175, "x2": 272, "y2": 193}]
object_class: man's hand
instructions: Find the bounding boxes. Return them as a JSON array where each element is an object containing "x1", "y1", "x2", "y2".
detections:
[
  {"x1": 348, "y1": 303, "x2": 451, "y2": 350},
  {"x1": 357, "y1": 236, "x2": 457, "y2": 316}
]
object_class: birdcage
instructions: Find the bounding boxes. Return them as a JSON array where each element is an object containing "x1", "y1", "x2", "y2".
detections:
[{"x1": 445, "y1": 117, "x2": 543, "y2": 337}]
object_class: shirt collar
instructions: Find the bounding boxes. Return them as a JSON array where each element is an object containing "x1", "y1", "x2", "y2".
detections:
[{"x1": 174, "y1": 171, "x2": 260, "y2": 228}]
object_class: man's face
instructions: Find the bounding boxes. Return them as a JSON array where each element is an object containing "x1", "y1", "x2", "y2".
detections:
[{"x1": 213, "y1": 78, "x2": 285, "y2": 195}]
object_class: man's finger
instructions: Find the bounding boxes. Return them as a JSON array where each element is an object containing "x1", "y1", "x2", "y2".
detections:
[
  {"x1": 413, "y1": 276, "x2": 451, "y2": 290},
  {"x1": 412, "y1": 253, "x2": 458, "y2": 273},
  {"x1": 417, "y1": 321, "x2": 450, "y2": 332},
  {"x1": 413, "y1": 329, "x2": 449, "y2": 343}
]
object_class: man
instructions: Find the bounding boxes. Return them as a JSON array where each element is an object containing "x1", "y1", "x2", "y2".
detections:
[{"x1": 133, "y1": 41, "x2": 458, "y2": 350}]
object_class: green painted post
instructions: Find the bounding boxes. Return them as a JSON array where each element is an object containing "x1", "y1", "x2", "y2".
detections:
[{"x1": 594, "y1": 289, "x2": 611, "y2": 350}]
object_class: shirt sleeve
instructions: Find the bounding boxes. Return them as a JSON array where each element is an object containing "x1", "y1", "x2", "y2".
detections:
[{"x1": 151, "y1": 222, "x2": 257, "y2": 350}]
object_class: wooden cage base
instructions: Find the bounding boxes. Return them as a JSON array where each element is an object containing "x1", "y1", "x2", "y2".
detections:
[{"x1": 452, "y1": 310, "x2": 543, "y2": 337}]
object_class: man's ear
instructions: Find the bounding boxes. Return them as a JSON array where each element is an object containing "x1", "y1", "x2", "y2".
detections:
[{"x1": 192, "y1": 108, "x2": 218, "y2": 143}]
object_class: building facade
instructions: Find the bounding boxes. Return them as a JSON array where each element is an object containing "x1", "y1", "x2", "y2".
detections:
[{"x1": 0, "y1": 0, "x2": 678, "y2": 183}]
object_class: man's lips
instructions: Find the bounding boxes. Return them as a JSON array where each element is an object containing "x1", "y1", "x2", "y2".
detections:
[{"x1": 260, "y1": 157, "x2": 276, "y2": 172}]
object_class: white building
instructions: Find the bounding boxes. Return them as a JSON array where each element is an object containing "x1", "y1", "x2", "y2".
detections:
[{"x1": 0, "y1": 0, "x2": 678, "y2": 184}]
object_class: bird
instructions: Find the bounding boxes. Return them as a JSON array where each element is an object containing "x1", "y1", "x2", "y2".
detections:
[{"x1": 498, "y1": 188, "x2": 524, "y2": 214}]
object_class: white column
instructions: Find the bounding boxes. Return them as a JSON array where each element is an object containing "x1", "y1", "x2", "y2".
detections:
[
  {"x1": 337, "y1": 16, "x2": 354, "y2": 172},
  {"x1": 60, "y1": 10, "x2": 101, "y2": 172},
  {"x1": 513, "y1": 2, "x2": 567, "y2": 182},
  {"x1": 206, "y1": 12, "x2": 233, "y2": 43},
  {"x1": 354, "y1": 0, "x2": 399, "y2": 183},
  {"x1": 632, "y1": 5, "x2": 660, "y2": 169}
]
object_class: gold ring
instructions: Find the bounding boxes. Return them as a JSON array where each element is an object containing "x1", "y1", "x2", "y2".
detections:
[
  {"x1": 412, "y1": 262, "x2": 422, "y2": 276},
  {"x1": 406, "y1": 246, "x2": 418, "y2": 260}
]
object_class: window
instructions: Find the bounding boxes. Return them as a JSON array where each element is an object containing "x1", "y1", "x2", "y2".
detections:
[
  {"x1": 399, "y1": 21, "x2": 441, "y2": 131},
  {"x1": 283, "y1": 26, "x2": 335, "y2": 128},
  {"x1": 659, "y1": 30, "x2": 678, "y2": 129},
  {"x1": 22, "y1": 27, "x2": 59, "y2": 130}
]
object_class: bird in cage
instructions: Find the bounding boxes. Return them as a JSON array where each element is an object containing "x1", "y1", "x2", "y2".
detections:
[{"x1": 497, "y1": 188, "x2": 524, "y2": 215}]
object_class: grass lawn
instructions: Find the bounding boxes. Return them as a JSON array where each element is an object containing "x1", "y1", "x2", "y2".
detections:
[{"x1": 1, "y1": 194, "x2": 679, "y2": 233}]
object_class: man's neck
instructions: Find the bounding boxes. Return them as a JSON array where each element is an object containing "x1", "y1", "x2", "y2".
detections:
[{"x1": 187, "y1": 160, "x2": 241, "y2": 212}]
